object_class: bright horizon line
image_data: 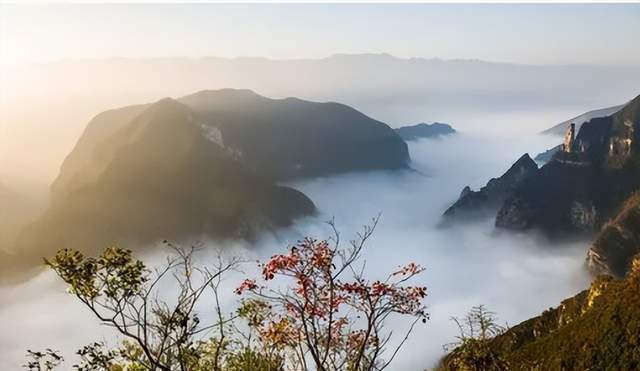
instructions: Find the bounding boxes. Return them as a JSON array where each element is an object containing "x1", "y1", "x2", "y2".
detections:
[{"x1": 5, "y1": 52, "x2": 640, "y2": 70}]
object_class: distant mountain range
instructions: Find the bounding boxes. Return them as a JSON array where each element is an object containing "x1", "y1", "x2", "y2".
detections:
[
  {"x1": 3, "y1": 89, "x2": 409, "y2": 280},
  {"x1": 5, "y1": 54, "x2": 640, "y2": 185},
  {"x1": 394, "y1": 122, "x2": 455, "y2": 141}
]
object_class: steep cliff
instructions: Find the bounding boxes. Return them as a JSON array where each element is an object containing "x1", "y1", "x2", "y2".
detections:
[
  {"x1": 496, "y1": 94, "x2": 640, "y2": 234},
  {"x1": 587, "y1": 192, "x2": 640, "y2": 277},
  {"x1": 442, "y1": 154, "x2": 538, "y2": 222},
  {"x1": 440, "y1": 262, "x2": 640, "y2": 370}
]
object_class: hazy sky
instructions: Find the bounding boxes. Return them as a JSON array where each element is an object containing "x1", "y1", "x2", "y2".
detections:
[{"x1": 2, "y1": 3, "x2": 640, "y2": 67}]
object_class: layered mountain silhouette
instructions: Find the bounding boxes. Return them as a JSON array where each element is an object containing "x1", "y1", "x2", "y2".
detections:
[
  {"x1": 444, "y1": 94, "x2": 640, "y2": 276},
  {"x1": 5, "y1": 90, "x2": 410, "y2": 280},
  {"x1": 394, "y1": 122, "x2": 455, "y2": 141},
  {"x1": 54, "y1": 89, "x2": 409, "y2": 187},
  {"x1": 496, "y1": 94, "x2": 640, "y2": 235},
  {"x1": 179, "y1": 89, "x2": 409, "y2": 180}
]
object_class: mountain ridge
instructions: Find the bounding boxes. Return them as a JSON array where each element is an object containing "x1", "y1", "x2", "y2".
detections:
[{"x1": 4, "y1": 97, "x2": 318, "y2": 281}]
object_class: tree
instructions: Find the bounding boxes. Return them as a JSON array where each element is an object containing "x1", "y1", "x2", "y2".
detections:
[
  {"x1": 31, "y1": 219, "x2": 427, "y2": 370},
  {"x1": 43, "y1": 243, "x2": 245, "y2": 370},
  {"x1": 442, "y1": 305, "x2": 508, "y2": 371},
  {"x1": 234, "y1": 217, "x2": 428, "y2": 371}
]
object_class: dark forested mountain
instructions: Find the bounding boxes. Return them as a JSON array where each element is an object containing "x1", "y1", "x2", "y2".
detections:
[
  {"x1": 179, "y1": 89, "x2": 409, "y2": 180},
  {"x1": 53, "y1": 89, "x2": 409, "y2": 186},
  {"x1": 442, "y1": 154, "x2": 538, "y2": 222},
  {"x1": 7, "y1": 98, "x2": 316, "y2": 278},
  {"x1": 440, "y1": 260, "x2": 640, "y2": 370},
  {"x1": 541, "y1": 104, "x2": 625, "y2": 136},
  {"x1": 496, "y1": 94, "x2": 640, "y2": 235},
  {"x1": 394, "y1": 122, "x2": 455, "y2": 141},
  {"x1": 441, "y1": 94, "x2": 640, "y2": 277},
  {"x1": 51, "y1": 103, "x2": 150, "y2": 194},
  {"x1": 4, "y1": 90, "x2": 412, "y2": 280}
]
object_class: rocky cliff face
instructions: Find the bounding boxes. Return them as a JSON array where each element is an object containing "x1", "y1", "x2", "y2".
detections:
[
  {"x1": 394, "y1": 122, "x2": 455, "y2": 141},
  {"x1": 496, "y1": 94, "x2": 640, "y2": 235},
  {"x1": 442, "y1": 154, "x2": 538, "y2": 221},
  {"x1": 440, "y1": 263, "x2": 640, "y2": 370},
  {"x1": 587, "y1": 192, "x2": 640, "y2": 277},
  {"x1": 9, "y1": 98, "x2": 315, "y2": 278}
]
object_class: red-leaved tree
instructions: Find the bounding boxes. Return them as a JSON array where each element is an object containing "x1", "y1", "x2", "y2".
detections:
[{"x1": 235, "y1": 217, "x2": 428, "y2": 371}]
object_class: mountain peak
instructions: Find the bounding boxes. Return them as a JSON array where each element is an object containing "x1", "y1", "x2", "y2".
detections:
[
  {"x1": 513, "y1": 153, "x2": 534, "y2": 166},
  {"x1": 183, "y1": 88, "x2": 262, "y2": 101},
  {"x1": 394, "y1": 122, "x2": 456, "y2": 141}
]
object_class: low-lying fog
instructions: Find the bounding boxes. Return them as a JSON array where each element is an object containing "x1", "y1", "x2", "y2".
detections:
[{"x1": 0, "y1": 125, "x2": 591, "y2": 370}]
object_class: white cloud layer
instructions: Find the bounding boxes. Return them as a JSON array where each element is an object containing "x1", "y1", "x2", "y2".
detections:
[{"x1": 0, "y1": 131, "x2": 590, "y2": 370}]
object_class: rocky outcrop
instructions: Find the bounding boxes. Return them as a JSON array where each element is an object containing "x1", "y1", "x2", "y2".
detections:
[
  {"x1": 495, "y1": 158, "x2": 601, "y2": 233},
  {"x1": 439, "y1": 267, "x2": 640, "y2": 370},
  {"x1": 496, "y1": 94, "x2": 640, "y2": 235},
  {"x1": 587, "y1": 192, "x2": 640, "y2": 277},
  {"x1": 394, "y1": 122, "x2": 455, "y2": 141},
  {"x1": 562, "y1": 123, "x2": 576, "y2": 152},
  {"x1": 442, "y1": 153, "x2": 538, "y2": 221},
  {"x1": 9, "y1": 98, "x2": 315, "y2": 277}
]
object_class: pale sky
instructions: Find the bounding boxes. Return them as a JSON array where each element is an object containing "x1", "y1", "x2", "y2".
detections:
[{"x1": 1, "y1": 3, "x2": 640, "y2": 67}]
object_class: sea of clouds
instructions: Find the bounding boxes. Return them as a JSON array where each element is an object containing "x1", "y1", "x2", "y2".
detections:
[{"x1": 0, "y1": 121, "x2": 591, "y2": 370}]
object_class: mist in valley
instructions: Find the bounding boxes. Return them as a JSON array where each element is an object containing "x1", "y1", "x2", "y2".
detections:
[
  {"x1": 2, "y1": 3, "x2": 640, "y2": 369},
  {"x1": 0, "y1": 115, "x2": 592, "y2": 369}
]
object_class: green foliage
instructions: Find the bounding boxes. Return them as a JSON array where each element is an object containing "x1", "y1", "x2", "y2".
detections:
[
  {"x1": 74, "y1": 342, "x2": 120, "y2": 370},
  {"x1": 237, "y1": 299, "x2": 272, "y2": 328},
  {"x1": 33, "y1": 224, "x2": 426, "y2": 371},
  {"x1": 502, "y1": 273, "x2": 640, "y2": 370},
  {"x1": 225, "y1": 347, "x2": 284, "y2": 371},
  {"x1": 44, "y1": 247, "x2": 147, "y2": 300},
  {"x1": 442, "y1": 305, "x2": 509, "y2": 371},
  {"x1": 442, "y1": 271, "x2": 640, "y2": 371}
]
